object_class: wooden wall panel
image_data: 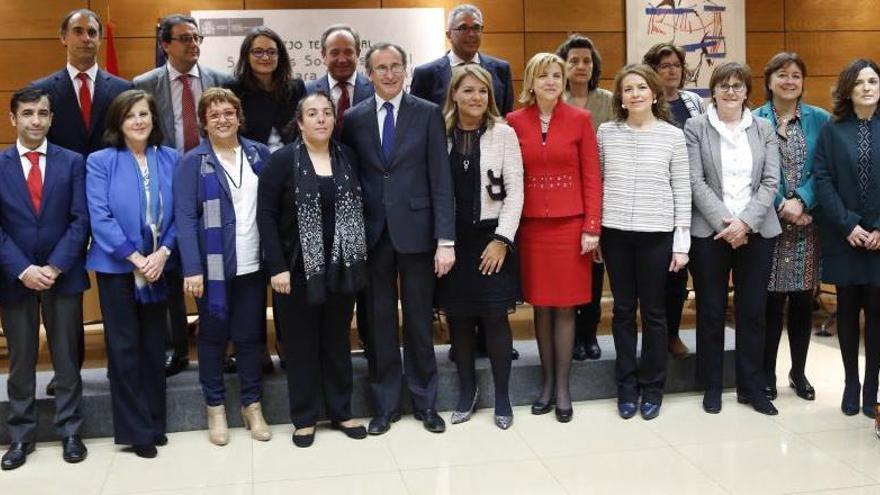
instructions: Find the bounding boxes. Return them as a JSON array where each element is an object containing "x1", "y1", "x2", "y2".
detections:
[
  {"x1": 745, "y1": 0, "x2": 784, "y2": 32},
  {"x1": 524, "y1": 32, "x2": 626, "y2": 69},
  {"x1": 113, "y1": 38, "x2": 163, "y2": 80},
  {"x1": 803, "y1": 76, "x2": 837, "y2": 110},
  {"x1": 787, "y1": 32, "x2": 880, "y2": 77},
  {"x1": 104, "y1": 0, "x2": 244, "y2": 37},
  {"x1": 745, "y1": 32, "x2": 784, "y2": 74},
  {"x1": 784, "y1": 0, "x2": 880, "y2": 31},
  {"x1": 0, "y1": 41, "x2": 67, "y2": 91},
  {"x1": 0, "y1": 92, "x2": 13, "y2": 146},
  {"x1": 523, "y1": 0, "x2": 624, "y2": 32},
  {"x1": 0, "y1": 0, "x2": 87, "y2": 39},
  {"x1": 380, "y1": 0, "x2": 524, "y2": 32},
  {"x1": 481, "y1": 33, "x2": 524, "y2": 80},
  {"x1": 246, "y1": 0, "x2": 380, "y2": 8}
]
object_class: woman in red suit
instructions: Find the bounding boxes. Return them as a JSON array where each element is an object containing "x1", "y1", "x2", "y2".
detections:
[{"x1": 507, "y1": 52, "x2": 602, "y2": 422}]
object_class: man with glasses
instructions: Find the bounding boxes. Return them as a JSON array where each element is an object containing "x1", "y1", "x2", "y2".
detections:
[
  {"x1": 342, "y1": 43, "x2": 455, "y2": 436},
  {"x1": 30, "y1": 8, "x2": 132, "y2": 397},
  {"x1": 411, "y1": 4, "x2": 514, "y2": 116},
  {"x1": 133, "y1": 14, "x2": 232, "y2": 378}
]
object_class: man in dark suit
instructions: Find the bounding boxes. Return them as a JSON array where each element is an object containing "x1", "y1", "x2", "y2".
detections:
[
  {"x1": 342, "y1": 43, "x2": 455, "y2": 435},
  {"x1": 0, "y1": 88, "x2": 91, "y2": 470},
  {"x1": 134, "y1": 14, "x2": 233, "y2": 376},
  {"x1": 410, "y1": 4, "x2": 514, "y2": 116},
  {"x1": 29, "y1": 8, "x2": 131, "y2": 396},
  {"x1": 30, "y1": 9, "x2": 133, "y2": 157}
]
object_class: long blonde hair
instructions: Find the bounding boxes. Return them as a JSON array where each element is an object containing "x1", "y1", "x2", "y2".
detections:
[{"x1": 442, "y1": 65, "x2": 501, "y2": 135}]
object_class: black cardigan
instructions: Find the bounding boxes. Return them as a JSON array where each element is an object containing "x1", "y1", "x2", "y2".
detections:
[{"x1": 229, "y1": 78, "x2": 306, "y2": 145}]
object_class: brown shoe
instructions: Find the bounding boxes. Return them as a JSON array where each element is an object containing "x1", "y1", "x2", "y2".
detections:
[
  {"x1": 668, "y1": 336, "x2": 689, "y2": 359},
  {"x1": 241, "y1": 402, "x2": 272, "y2": 441},
  {"x1": 875, "y1": 405, "x2": 880, "y2": 439},
  {"x1": 206, "y1": 405, "x2": 229, "y2": 446}
]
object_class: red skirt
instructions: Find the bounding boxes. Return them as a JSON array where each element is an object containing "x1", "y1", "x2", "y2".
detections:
[{"x1": 518, "y1": 216, "x2": 592, "y2": 307}]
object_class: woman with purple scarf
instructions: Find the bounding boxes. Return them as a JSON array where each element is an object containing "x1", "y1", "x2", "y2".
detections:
[
  {"x1": 86, "y1": 89, "x2": 179, "y2": 458},
  {"x1": 174, "y1": 88, "x2": 272, "y2": 446}
]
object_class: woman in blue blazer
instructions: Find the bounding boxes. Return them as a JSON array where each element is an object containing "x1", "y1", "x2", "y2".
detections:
[
  {"x1": 814, "y1": 59, "x2": 880, "y2": 418},
  {"x1": 86, "y1": 90, "x2": 179, "y2": 458},
  {"x1": 174, "y1": 88, "x2": 272, "y2": 445},
  {"x1": 754, "y1": 52, "x2": 830, "y2": 403}
]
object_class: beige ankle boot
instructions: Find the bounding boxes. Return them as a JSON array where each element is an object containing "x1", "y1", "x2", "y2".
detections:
[
  {"x1": 242, "y1": 402, "x2": 272, "y2": 441},
  {"x1": 206, "y1": 405, "x2": 229, "y2": 446}
]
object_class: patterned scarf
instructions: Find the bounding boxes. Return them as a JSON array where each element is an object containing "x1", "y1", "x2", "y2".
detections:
[
  {"x1": 292, "y1": 139, "x2": 367, "y2": 304},
  {"x1": 200, "y1": 153, "x2": 229, "y2": 320},
  {"x1": 857, "y1": 119, "x2": 873, "y2": 206},
  {"x1": 130, "y1": 146, "x2": 167, "y2": 304}
]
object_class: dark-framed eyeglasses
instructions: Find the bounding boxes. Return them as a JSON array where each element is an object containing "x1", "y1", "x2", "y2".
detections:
[
  {"x1": 170, "y1": 34, "x2": 203, "y2": 45},
  {"x1": 249, "y1": 48, "x2": 279, "y2": 59},
  {"x1": 451, "y1": 24, "x2": 483, "y2": 34}
]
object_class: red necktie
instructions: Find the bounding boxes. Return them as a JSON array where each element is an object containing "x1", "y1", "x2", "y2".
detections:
[
  {"x1": 335, "y1": 82, "x2": 350, "y2": 136},
  {"x1": 25, "y1": 151, "x2": 42, "y2": 214},
  {"x1": 76, "y1": 73, "x2": 92, "y2": 130},
  {"x1": 180, "y1": 74, "x2": 199, "y2": 152}
]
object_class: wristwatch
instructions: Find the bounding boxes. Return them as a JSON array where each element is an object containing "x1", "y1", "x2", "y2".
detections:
[{"x1": 160, "y1": 246, "x2": 172, "y2": 257}]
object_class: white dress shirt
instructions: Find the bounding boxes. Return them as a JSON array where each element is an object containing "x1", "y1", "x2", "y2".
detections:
[
  {"x1": 375, "y1": 91, "x2": 404, "y2": 143},
  {"x1": 447, "y1": 51, "x2": 481, "y2": 67},
  {"x1": 708, "y1": 106, "x2": 754, "y2": 218},
  {"x1": 66, "y1": 63, "x2": 98, "y2": 108},
  {"x1": 327, "y1": 72, "x2": 358, "y2": 109},
  {"x1": 217, "y1": 147, "x2": 260, "y2": 276},
  {"x1": 166, "y1": 63, "x2": 203, "y2": 153},
  {"x1": 16, "y1": 139, "x2": 49, "y2": 279}
]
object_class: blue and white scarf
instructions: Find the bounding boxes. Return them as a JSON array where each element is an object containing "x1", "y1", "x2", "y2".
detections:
[
  {"x1": 199, "y1": 152, "x2": 228, "y2": 320},
  {"x1": 131, "y1": 146, "x2": 168, "y2": 304}
]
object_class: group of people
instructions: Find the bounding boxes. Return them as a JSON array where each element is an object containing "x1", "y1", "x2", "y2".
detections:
[{"x1": 2, "y1": 3, "x2": 879, "y2": 471}]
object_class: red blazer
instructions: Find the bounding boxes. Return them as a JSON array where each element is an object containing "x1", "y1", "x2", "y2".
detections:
[{"x1": 507, "y1": 102, "x2": 602, "y2": 234}]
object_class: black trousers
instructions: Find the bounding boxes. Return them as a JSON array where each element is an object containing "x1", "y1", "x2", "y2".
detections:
[
  {"x1": 163, "y1": 269, "x2": 189, "y2": 358},
  {"x1": 690, "y1": 235, "x2": 775, "y2": 399},
  {"x1": 836, "y1": 284, "x2": 880, "y2": 407},
  {"x1": 764, "y1": 290, "x2": 813, "y2": 384},
  {"x1": 3, "y1": 292, "x2": 83, "y2": 442},
  {"x1": 601, "y1": 228, "x2": 672, "y2": 404},
  {"x1": 96, "y1": 273, "x2": 167, "y2": 446},
  {"x1": 364, "y1": 229, "x2": 438, "y2": 416},
  {"x1": 276, "y1": 289, "x2": 356, "y2": 428},
  {"x1": 575, "y1": 261, "x2": 605, "y2": 344},
  {"x1": 665, "y1": 267, "x2": 689, "y2": 340}
]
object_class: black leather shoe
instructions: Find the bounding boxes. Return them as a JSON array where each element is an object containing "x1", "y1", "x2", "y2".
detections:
[
  {"x1": 292, "y1": 428, "x2": 315, "y2": 448},
  {"x1": 531, "y1": 398, "x2": 554, "y2": 415},
  {"x1": 763, "y1": 385, "x2": 778, "y2": 401},
  {"x1": 62, "y1": 435, "x2": 87, "y2": 463},
  {"x1": 789, "y1": 374, "x2": 815, "y2": 401},
  {"x1": 414, "y1": 409, "x2": 446, "y2": 433},
  {"x1": 367, "y1": 411, "x2": 401, "y2": 436},
  {"x1": 703, "y1": 391, "x2": 722, "y2": 414},
  {"x1": 222, "y1": 355, "x2": 237, "y2": 374},
  {"x1": 572, "y1": 342, "x2": 588, "y2": 361},
  {"x1": 331, "y1": 421, "x2": 368, "y2": 440},
  {"x1": 511, "y1": 347, "x2": 520, "y2": 361},
  {"x1": 154, "y1": 435, "x2": 168, "y2": 446},
  {"x1": 1, "y1": 442, "x2": 34, "y2": 470},
  {"x1": 640, "y1": 402, "x2": 661, "y2": 420},
  {"x1": 555, "y1": 407, "x2": 573, "y2": 423},
  {"x1": 46, "y1": 377, "x2": 57, "y2": 397},
  {"x1": 841, "y1": 384, "x2": 860, "y2": 416},
  {"x1": 618, "y1": 401, "x2": 637, "y2": 419},
  {"x1": 752, "y1": 399, "x2": 779, "y2": 416},
  {"x1": 132, "y1": 444, "x2": 157, "y2": 458},
  {"x1": 164, "y1": 355, "x2": 189, "y2": 377},
  {"x1": 586, "y1": 340, "x2": 601, "y2": 360},
  {"x1": 863, "y1": 403, "x2": 877, "y2": 419}
]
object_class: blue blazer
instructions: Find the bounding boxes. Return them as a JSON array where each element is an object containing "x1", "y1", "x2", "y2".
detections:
[
  {"x1": 410, "y1": 53, "x2": 514, "y2": 116},
  {"x1": 86, "y1": 145, "x2": 179, "y2": 274},
  {"x1": 174, "y1": 137, "x2": 270, "y2": 279},
  {"x1": 31, "y1": 68, "x2": 133, "y2": 157},
  {"x1": 305, "y1": 73, "x2": 374, "y2": 105},
  {"x1": 341, "y1": 93, "x2": 454, "y2": 253},
  {"x1": 754, "y1": 102, "x2": 830, "y2": 210},
  {"x1": 0, "y1": 143, "x2": 90, "y2": 303}
]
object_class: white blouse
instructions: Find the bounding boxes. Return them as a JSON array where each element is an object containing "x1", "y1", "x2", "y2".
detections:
[
  {"x1": 708, "y1": 106, "x2": 754, "y2": 218},
  {"x1": 217, "y1": 146, "x2": 260, "y2": 276}
]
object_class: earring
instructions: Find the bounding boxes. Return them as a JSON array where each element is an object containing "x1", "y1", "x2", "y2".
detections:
[
  {"x1": 529, "y1": 89, "x2": 535, "y2": 94},
  {"x1": 653, "y1": 99, "x2": 657, "y2": 104},
  {"x1": 621, "y1": 104, "x2": 626, "y2": 109}
]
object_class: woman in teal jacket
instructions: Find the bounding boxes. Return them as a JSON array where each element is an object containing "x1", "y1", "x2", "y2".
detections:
[{"x1": 754, "y1": 52, "x2": 830, "y2": 404}]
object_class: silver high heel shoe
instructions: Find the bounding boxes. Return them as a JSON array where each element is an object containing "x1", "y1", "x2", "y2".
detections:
[
  {"x1": 494, "y1": 414, "x2": 514, "y2": 430},
  {"x1": 450, "y1": 389, "x2": 479, "y2": 424}
]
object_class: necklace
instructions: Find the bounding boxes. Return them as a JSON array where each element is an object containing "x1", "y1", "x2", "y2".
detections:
[{"x1": 218, "y1": 148, "x2": 244, "y2": 189}]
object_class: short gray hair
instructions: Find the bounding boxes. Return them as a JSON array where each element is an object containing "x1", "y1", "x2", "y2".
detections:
[{"x1": 447, "y1": 4, "x2": 483, "y2": 30}]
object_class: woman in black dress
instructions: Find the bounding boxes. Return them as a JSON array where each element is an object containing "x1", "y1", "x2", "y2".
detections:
[{"x1": 437, "y1": 65, "x2": 524, "y2": 430}]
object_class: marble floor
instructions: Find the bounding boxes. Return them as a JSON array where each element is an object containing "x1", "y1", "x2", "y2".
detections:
[{"x1": 1, "y1": 332, "x2": 879, "y2": 495}]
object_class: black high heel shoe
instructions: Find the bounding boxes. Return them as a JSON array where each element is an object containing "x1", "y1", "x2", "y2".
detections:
[
  {"x1": 531, "y1": 397, "x2": 554, "y2": 415},
  {"x1": 789, "y1": 373, "x2": 815, "y2": 401},
  {"x1": 555, "y1": 406, "x2": 573, "y2": 423},
  {"x1": 841, "y1": 383, "x2": 860, "y2": 416}
]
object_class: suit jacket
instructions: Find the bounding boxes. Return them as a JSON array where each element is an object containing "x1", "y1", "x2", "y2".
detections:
[
  {"x1": 30, "y1": 69, "x2": 133, "y2": 157},
  {"x1": 506, "y1": 103, "x2": 602, "y2": 235},
  {"x1": 85, "y1": 145, "x2": 179, "y2": 274},
  {"x1": 305, "y1": 73, "x2": 374, "y2": 105},
  {"x1": 133, "y1": 64, "x2": 234, "y2": 149},
  {"x1": 410, "y1": 53, "x2": 514, "y2": 116},
  {"x1": 813, "y1": 112, "x2": 880, "y2": 286},
  {"x1": 0, "y1": 143, "x2": 90, "y2": 303},
  {"x1": 341, "y1": 93, "x2": 454, "y2": 253},
  {"x1": 684, "y1": 111, "x2": 782, "y2": 239},
  {"x1": 174, "y1": 137, "x2": 270, "y2": 279},
  {"x1": 753, "y1": 102, "x2": 831, "y2": 210}
]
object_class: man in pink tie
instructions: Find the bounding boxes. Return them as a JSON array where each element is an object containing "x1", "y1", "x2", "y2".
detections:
[
  {"x1": 0, "y1": 87, "x2": 91, "y2": 470},
  {"x1": 133, "y1": 14, "x2": 233, "y2": 377}
]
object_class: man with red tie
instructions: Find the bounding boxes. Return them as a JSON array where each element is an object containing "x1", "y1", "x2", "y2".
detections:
[
  {"x1": 133, "y1": 14, "x2": 233, "y2": 377},
  {"x1": 0, "y1": 87, "x2": 91, "y2": 470},
  {"x1": 29, "y1": 8, "x2": 132, "y2": 397}
]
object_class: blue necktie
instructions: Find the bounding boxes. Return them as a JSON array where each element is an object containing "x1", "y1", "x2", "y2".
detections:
[{"x1": 381, "y1": 101, "x2": 396, "y2": 163}]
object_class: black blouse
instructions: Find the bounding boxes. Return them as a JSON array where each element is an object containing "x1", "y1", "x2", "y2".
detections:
[{"x1": 229, "y1": 79, "x2": 306, "y2": 146}]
